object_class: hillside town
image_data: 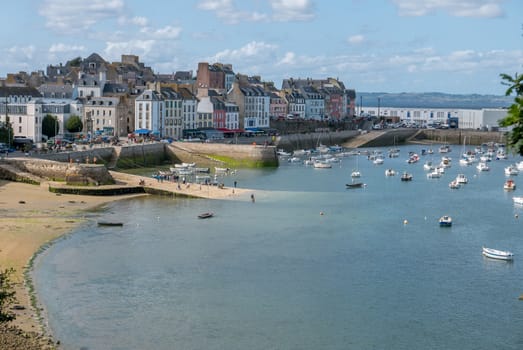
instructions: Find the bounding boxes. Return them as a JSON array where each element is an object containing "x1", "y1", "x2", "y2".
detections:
[
  {"x1": 0, "y1": 53, "x2": 510, "y2": 153},
  {"x1": 0, "y1": 53, "x2": 357, "y2": 149}
]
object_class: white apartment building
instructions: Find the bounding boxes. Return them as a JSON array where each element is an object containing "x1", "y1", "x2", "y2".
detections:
[
  {"x1": 135, "y1": 90, "x2": 163, "y2": 136},
  {"x1": 362, "y1": 106, "x2": 508, "y2": 130},
  {"x1": 224, "y1": 102, "x2": 239, "y2": 130}
]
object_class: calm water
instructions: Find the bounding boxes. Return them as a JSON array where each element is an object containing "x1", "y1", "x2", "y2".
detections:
[{"x1": 33, "y1": 145, "x2": 523, "y2": 350}]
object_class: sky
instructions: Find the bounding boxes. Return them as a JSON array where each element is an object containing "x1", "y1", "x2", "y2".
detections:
[{"x1": 0, "y1": 0, "x2": 521, "y2": 95}]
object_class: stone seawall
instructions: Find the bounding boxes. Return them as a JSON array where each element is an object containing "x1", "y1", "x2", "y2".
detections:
[
  {"x1": 34, "y1": 147, "x2": 114, "y2": 164},
  {"x1": 275, "y1": 130, "x2": 360, "y2": 151},
  {"x1": 168, "y1": 143, "x2": 278, "y2": 167},
  {"x1": 1, "y1": 158, "x2": 114, "y2": 185},
  {"x1": 411, "y1": 129, "x2": 506, "y2": 145}
]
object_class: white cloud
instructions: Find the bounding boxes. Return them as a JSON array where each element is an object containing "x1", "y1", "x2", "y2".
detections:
[
  {"x1": 210, "y1": 41, "x2": 278, "y2": 62},
  {"x1": 140, "y1": 25, "x2": 182, "y2": 40},
  {"x1": 104, "y1": 40, "x2": 156, "y2": 61},
  {"x1": 7, "y1": 45, "x2": 36, "y2": 60},
  {"x1": 118, "y1": 16, "x2": 149, "y2": 27},
  {"x1": 49, "y1": 43, "x2": 86, "y2": 53},
  {"x1": 348, "y1": 35, "x2": 365, "y2": 45},
  {"x1": 392, "y1": 0, "x2": 504, "y2": 18},
  {"x1": 270, "y1": 0, "x2": 315, "y2": 21},
  {"x1": 39, "y1": 0, "x2": 125, "y2": 31},
  {"x1": 278, "y1": 52, "x2": 296, "y2": 65},
  {"x1": 197, "y1": 0, "x2": 314, "y2": 23}
]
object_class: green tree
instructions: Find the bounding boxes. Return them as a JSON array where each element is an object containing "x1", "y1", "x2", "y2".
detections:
[
  {"x1": 66, "y1": 114, "x2": 83, "y2": 133},
  {"x1": 0, "y1": 268, "x2": 17, "y2": 322},
  {"x1": 499, "y1": 73, "x2": 523, "y2": 155},
  {"x1": 42, "y1": 114, "x2": 59, "y2": 139},
  {"x1": 0, "y1": 124, "x2": 13, "y2": 146}
]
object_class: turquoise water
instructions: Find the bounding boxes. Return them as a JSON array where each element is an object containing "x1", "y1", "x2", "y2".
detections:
[{"x1": 34, "y1": 146, "x2": 523, "y2": 350}]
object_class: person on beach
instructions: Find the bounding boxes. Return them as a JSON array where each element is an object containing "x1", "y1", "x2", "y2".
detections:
[{"x1": 251, "y1": 194, "x2": 255, "y2": 203}]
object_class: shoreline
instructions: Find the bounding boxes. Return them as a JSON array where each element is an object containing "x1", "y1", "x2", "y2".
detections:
[{"x1": 0, "y1": 179, "x2": 147, "y2": 347}]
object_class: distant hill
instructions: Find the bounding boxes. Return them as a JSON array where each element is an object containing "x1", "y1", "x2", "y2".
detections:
[{"x1": 357, "y1": 92, "x2": 514, "y2": 109}]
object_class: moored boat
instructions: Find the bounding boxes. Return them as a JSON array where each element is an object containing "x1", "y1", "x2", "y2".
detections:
[
  {"x1": 505, "y1": 165, "x2": 519, "y2": 176},
  {"x1": 400, "y1": 171, "x2": 413, "y2": 181},
  {"x1": 449, "y1": 180, "x2": 461, "y2": 189},
  {"x1": 98, "y1": 221, "x2": 124, "y2": 227},
  {"x1": 513, "y1": 196, "x2": 523, "y2": 206},
  {"x1": 313, "y1": 160, "x2": 332, "y2": 169},
  {"x1": 504, "y1": 179, "x2": 516, "y2": 191},
  {"x1": 198, "y1": 212, "x2": 214, "y2": 219},
  {"x1": 346, "y1": 182, "x2": 364, "y2": 189},
  {"x1": 482, "y1": 247, "x2": 513, "y2": 261},
  {"x1": 455, "y1": 174, "x2": 468, "y2": 184},
  {"x1": 477, "y1": 162, "x2": 490, "y2": 171},
  {"x1": 385, "y1": 168, "x2": 396, "y2": 176},
  {"x1": 439, "y1": 215, "x2": 452, "y2": 227}
]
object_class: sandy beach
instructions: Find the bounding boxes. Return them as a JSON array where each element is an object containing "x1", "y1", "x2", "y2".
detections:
[{"x1": 0, "y1": 179, "x2": 146, "y2": 338}]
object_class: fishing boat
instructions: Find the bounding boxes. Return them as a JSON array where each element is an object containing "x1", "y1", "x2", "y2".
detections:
[
  {"x1": 198, "y1": 212, "x2": 214, "y2": 219},
  {"x1": 482, "y1": 247, "x2": 513, "y2": 261},
  {"x1": 504, "y1": 179, "x2": 516, "y2": 191},
  {"x1": 439, "y1": 215, "x2": 452, "y2": 227}
]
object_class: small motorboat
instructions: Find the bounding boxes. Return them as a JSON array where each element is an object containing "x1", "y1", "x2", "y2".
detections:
[
  {"x1": 351, "y1": 170, "x2": 361, "y2": 178},
  {"x1": 449, "y1": 180, "x2": 461, "y2": 189},
  {"x1": 505, "y1": 165, "x2": 519, "y2": 176},
  {"x1": 313, "y1": 161, "x2": 332, "y2": 169},
  {"x1": 455, "y1": 174, "x2": 468, "y2": 184},
  {"x1": 98, "y1": 221, "x2": 124, "y2": 227},
  {"x1": 482, "y1": 247, "x2": 514, "y2": 261},
  {"x1": 346, "y1": 182, "x2": 364, "y2": 189},
  {"x1": 198, "y1": 212, "x2": 214, "y2": 219},
  {"x1": 477, "y1": 162, "x2": 490, "y2": 171},
  {"x1": 439, "y1": 215, "x2": 452, "y2": 227},
  {"x1": 513, "y1": 196, "x2": 523, "y2": 206},
  {"x1": 400, "y1": 171, "x2": 413, "y2": 181},
  {"x1": 504, "y1": 179, "x2": 516, "y2": 191},
  {"x1": 385, "y1": 168, "x2": 396, "y2": 176}
]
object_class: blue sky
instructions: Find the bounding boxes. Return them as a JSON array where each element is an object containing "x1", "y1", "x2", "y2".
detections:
[{"x1": 0, "y1": 0, "x2": 521, "y2": 95}]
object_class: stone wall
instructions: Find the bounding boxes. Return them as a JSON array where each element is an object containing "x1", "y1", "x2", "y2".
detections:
[
  {"x1": 116, "y1": 143, "x2": 168, "y2": 168},
  {"x1": 168, "y1": 142, "x2": 278, "y2": 167},
  {"x1": 412, "y1": 129, "x2": 506, "y2": 145},
  {"x1": 1, "y1": 158, "x2": 114, "y2": 185},
  {"x1": 34, "y1": 147, "x2": 114, "y2": 164}
]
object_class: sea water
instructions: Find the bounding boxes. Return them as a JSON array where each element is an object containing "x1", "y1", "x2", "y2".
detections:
[{"x1": 33, "y1": 145, "x2": 523, "y2": 350}]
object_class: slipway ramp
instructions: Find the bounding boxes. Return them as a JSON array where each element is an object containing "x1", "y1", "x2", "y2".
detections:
[{"x1": 342, "y1": 130, "x2": 387, "y2": 148}]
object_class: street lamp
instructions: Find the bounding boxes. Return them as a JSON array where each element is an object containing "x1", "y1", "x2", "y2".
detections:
[
  {"x1": 3, "y1": 96, "x2": 11, "y2": 148},
  {"x1": 377, "y1": 97, "x2": 380, "y2": 120}
]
